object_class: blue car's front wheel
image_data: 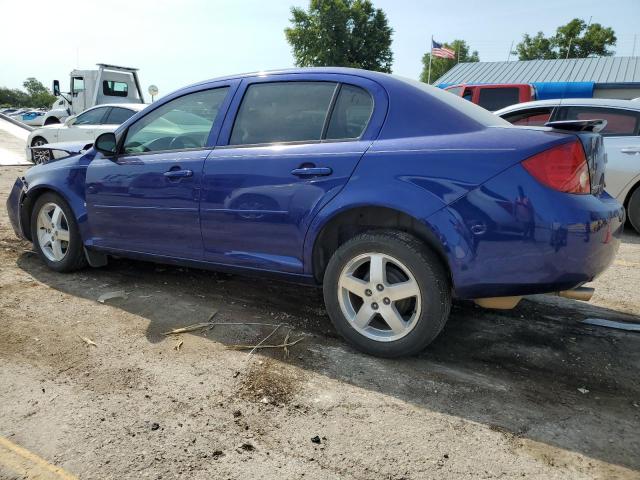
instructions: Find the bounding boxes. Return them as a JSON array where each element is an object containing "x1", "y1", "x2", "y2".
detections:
[
  {"x1": 31, "y1": 192, "x2": 87, "y2": 272},
  {"x1": 323, "y1": 230, "x2": 451, "y2": 358}
]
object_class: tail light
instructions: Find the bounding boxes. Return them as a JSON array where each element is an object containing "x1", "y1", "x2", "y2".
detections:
[{"x1": 522, "y1": 140, "x2": 590, "y2": 194}]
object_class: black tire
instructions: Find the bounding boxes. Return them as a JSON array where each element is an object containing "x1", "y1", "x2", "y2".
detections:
[
  {"x1": 323, "y1": 230, "x2": 451, "y2": 358},
  {"x1": 44, "y1": 117, "x2": 60, "y2": 125},
  {"x1": 628, "y1": 187, "x2": 640, "y2": 235},
  {"x1": 30, "y1": 192, "x2": 87, "y2": 272}
]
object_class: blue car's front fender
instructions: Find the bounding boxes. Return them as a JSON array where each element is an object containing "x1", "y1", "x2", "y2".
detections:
[{"x1": 18, "y1": 152, "x2": 93, "y2": 241}]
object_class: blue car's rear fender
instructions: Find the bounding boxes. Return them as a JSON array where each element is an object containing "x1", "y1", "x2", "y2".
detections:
[
  {"x1": 434, "y1": 162, "x2": 624, "y2": 299},
  {"x1": 304, "y1": 127, "x2": 576, "y2": 275},
  {"x1": 305, "y1": 126, "x2": 623, "y2": 297}
]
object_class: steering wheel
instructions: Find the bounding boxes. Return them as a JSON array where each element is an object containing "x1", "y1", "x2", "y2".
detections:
[
  {"x1": 169, "y1": 135, "x2": 201, "y2": 150},
  {"x1": 124, "y1": 141, "x2": 150, "y2": 153}
]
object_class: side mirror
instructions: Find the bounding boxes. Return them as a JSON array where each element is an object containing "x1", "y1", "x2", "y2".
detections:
[
  {"x1": 94, "y1": 132, "x2": 117, "y2": 157},
  {"x1": 52, "y1": 80, "x2": 60, "y2": 96},
  {"x1": 64, "y1": 115, "x2": 76, "y2": 126}
]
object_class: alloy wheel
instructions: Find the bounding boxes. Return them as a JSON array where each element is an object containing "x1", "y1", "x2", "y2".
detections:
[
  {"x1": 337, "y1": 252, "x2": 422, "y2": 342},
  {"x1": 36, "y1": 202, "x2": 70, "y2": 262}
]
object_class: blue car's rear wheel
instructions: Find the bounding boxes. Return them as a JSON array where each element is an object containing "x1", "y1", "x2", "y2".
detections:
[
  {"x1": 30, "y1": 192, "x2": 87, "y2": 272},
  {"x1": 323, "y1": 230, "x2": 451, "y2": 357}
]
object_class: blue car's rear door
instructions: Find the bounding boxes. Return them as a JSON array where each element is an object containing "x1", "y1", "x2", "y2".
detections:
[
  {"x1": 85, "y1": 82, "x2": 237, "y2": 259},
  {"x1": 199, "y1": 74, "x2": 387, "y2": 273}
]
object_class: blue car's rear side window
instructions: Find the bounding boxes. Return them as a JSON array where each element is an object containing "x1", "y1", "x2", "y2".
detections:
[
  {"x1": 325, "y1": 84, "x2": 373, "y2": 140},
  {"x1": 230, "y1": 82, "x2": 338, "y2": 145}
]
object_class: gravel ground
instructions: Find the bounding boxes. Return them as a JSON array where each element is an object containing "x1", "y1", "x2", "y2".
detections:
[{"x1": 0, "y1": 162, "x2": 639, "y2": 480}]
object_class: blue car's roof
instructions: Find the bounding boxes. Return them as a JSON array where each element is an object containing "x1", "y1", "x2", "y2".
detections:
[
  {"x1": 187, "y1": 67, "x2": 393, "y2": 88},
  {"x1": 182, "y1": 67, "x2": 509, "y2": 140}
]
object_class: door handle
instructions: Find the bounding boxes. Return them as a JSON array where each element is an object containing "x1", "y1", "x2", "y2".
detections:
[
  {"x1": 164, "y1": 169, "x2": 193, "y2": 179},
  {"x1": 290, "y1": 167, "x2": 333, "y2": 177},
  {"x1": 620, "y1": 147, "x2": 640, "y2": 154}
]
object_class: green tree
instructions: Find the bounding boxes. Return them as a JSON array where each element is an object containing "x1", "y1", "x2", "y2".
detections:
[
  {"x1": 0, "y1": 78, "x2": 56, "y2": 108},
  {"x1": 0, "y1": 87, "x2": 30, "y2": 107},
  {"x1": 420, "y1": 39, "x2": 479, "y2": 84},
  {"x1": 514, "y1": 32, "x2": 556, "y2": 60},
  {"x1": 285, "y1": 0, "x2": 393, "y2": 73},
  {"x1": 23, "y1": 77, "x2": 56, "y2": 108},
  {"x1": 514, "y1": 18, "x2": 616, "y2": 60}
]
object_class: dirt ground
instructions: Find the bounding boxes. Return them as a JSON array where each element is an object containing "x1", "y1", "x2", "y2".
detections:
[{"x1": 1, "y1": 164, "x2": 639, "y2": 479}]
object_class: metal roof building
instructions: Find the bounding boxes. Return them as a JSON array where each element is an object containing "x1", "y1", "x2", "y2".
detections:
[{"x1": 436, "y1": 57, "x2": 640, "y2": 100}]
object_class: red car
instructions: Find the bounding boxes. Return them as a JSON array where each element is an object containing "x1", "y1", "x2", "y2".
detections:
[{"x1": 445, "y1": 83, "x2": 535, "y2": 111}]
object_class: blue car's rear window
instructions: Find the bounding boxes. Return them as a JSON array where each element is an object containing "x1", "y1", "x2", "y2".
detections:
[{"x1": 397, "y1": 76, "x2": 511, "y2": 127}]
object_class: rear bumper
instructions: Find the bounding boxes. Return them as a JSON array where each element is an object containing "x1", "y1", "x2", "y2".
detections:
[
  {"x1": 6, "y1": 177, "x2": 27, "y2": 240},
  {"x1": 435, "y1": 164, "x2": 625, "y2": 299}
]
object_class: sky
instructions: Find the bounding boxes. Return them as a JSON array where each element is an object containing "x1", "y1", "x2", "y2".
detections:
[{"x1": 0, "y1": 0, "x2": 638, "y2": 99}]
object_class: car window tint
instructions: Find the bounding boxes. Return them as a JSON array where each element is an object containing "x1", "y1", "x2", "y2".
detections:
[
  {"x1": 72, "y1": 77, "x2": 85, "y2": 93},
  {"x1": 446, "y1": 86, "x2": 463, "y2": 96},
  {"x1": 123, "y1": 88, "x2": 229, "y2": 154},
  {"x1": 564, "y1": 106, "x2": 640, "y2": 136},
  {"x1": 325, "y1": 84, "x2": 373, "y2": 140},
  {"x1": 103, "y1": 81, "x2": 128, "y2": 97},
  {"x1": 502, "y1": 108, "x2": 552, "y2": 126},
  {"x1": 230, "y1": 82, "x2": 337, "y2": 145},
  {"x1": 105, "y1": 107, "x2": 136, "y2": 124},
  {"x1": 74, "y1": 107, "x2": 107, "y2": 125},
  {"x1": 478, "y1": 88, "x2": 520, "y2": 111}
]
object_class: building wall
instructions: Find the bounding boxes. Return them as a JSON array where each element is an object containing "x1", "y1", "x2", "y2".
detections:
[{"x1": 593, "y1": 87, "x2": 640, "y2": 100}]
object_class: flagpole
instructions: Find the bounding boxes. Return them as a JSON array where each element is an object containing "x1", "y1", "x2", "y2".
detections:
[{"x1": 427, "y1": 35, "x2": 433, "y2": 84}]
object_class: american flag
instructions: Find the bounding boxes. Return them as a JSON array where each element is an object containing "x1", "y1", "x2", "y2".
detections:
[{"x1": 431, "y1": 40, "x2": 455, "y2": 59}]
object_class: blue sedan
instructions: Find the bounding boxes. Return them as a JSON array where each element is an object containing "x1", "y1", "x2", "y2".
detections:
[{"x1": 5, "y1": 68, "x2": 624, "y2": 357}]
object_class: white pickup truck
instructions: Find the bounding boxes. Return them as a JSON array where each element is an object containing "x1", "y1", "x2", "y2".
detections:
[{"x1": 43, "y1": 64, "x2": 145, "y2": 125}]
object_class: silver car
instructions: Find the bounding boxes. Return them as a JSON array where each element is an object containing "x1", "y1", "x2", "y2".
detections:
[{"x1": 496, "y1": 99, "x2": 640, "y2": 233}]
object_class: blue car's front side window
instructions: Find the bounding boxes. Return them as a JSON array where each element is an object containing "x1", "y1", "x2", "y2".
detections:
[{"x1": 123, "y1": 87, "x2": 229, "y2": 154}]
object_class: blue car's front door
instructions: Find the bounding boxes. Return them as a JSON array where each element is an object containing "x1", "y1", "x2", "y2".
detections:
[
  {"x1": 85, "y1": 84, "x2": 236, "y2": 259},
  {"x1": 199, "y1": 75, "x2": 387, "y2": 273}
]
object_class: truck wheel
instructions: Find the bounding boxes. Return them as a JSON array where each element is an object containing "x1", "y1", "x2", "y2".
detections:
[
  {"x1": 44, "y1": 117, "x2": 60, "y2": 125},
  {"x1": 628, "y1": 187, "x2": 640, "y2": 234},
  {"x1": 31, "y1": 137, "x2": 50, "y2": 164},
  {"x1": 30, "y1": 192, "x2": 87, "y2": 272},
  {"x1": 323, "y1": 230, "x2": 451, "y2": 358}
]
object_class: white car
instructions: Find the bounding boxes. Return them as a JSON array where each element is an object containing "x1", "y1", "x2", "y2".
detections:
[
  {"x1": 27, "y1": 103, "x2": 146, "y2": 163},
  {"x1": 11, "y1": 109, "x2": 47, "y2": 126},
  {"x1": 496, "y1": 99, "x2": 640, "y2": 233}
]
